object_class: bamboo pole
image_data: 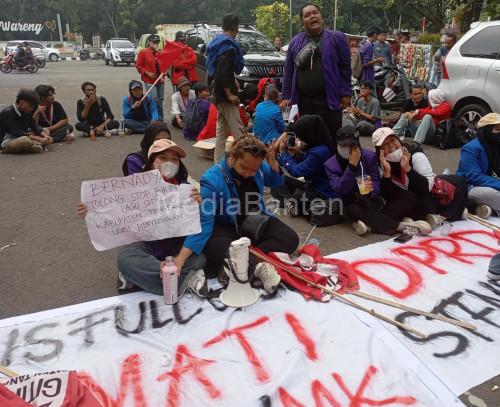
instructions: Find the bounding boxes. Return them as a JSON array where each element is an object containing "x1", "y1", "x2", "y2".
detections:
[
  {"x1": 0, "y1": 364, "x2": 19, "y2": 378},
  {"x1": 352, "y1": 291, "x2": 476, "y2": 330},
  {"x1": 249, "y1": 248, "x2": 428, "y2": 339},
  {"x1": 468, "y1": 214, "x2": 500, "y2": 231}
]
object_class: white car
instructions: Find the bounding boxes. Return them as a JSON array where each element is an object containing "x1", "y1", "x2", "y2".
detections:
[
  {"x1": 4, "y1": 40, "x2": 60, "y2": 61},
  {"x1": 102, "y1": 38, "x2": 136, "y2": 66},
  {"x1": 439, "y1": 20, "x2": 500, "y2": 132}
]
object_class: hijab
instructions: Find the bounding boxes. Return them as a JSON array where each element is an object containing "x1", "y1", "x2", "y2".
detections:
[
  {"x1": 287, "y1": 115, "x2": 330, "y2": 149},
  {"x1": 477, "y1": 125, "x2": 500, "y2": 177}
]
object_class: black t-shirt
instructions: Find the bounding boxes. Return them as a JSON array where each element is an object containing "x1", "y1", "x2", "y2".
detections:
[
  {"x1": 130, "y1": 98, "x2": 148, "y2": 122},
  {"x1": 297, "y1": 34, "x2": 325, "y2": 98},
  {"x1": 39, "y1": 101, "x2": 68, "y2": 127},
  {"x1": 401, "y1": 97, "x2": 429, "y2": 113},
  {"x1": 235, "y1": 177, "x2": 260, "y2": 226},
  {"x1": 76, "y1": 96, "x2": 114, "y2": 126}
]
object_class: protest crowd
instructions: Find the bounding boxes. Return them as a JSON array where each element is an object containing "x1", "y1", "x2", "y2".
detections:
[{"x1": 1, "y1": 5, "x2": 500, "y2": 302}]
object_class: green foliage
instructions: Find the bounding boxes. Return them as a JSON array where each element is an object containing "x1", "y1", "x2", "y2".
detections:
[
  {"x1": 254, "y1": 1, "x2": 290, "y2": 41},
  {"x1": 417, "y1": 33, "x2": 441, "y2": 45}
]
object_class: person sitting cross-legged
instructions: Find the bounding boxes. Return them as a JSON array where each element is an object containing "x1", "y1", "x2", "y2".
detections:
[
  {"x1": 78, "y1": 139, "x2": 208, "y2": 296},
  {"x1": 0, "y1": 88, "x2": 52, "y2": 154},
  {"x1": 34, "y1": 84, "x2": 74, "y2": 143},
  {"x1": 343, "y1": 80, "x2": 381, "y2": 138},
  {"x1": 76, "y1": 81, "x2": 119, "y2": 136},
  {"x1": 122, "y1": 80, "x2": 160, "y2": 134},
  {"x1": 253, "y1": 84, "x2": 286, "y2": 145},
  {"x1": 171, "y1": 76, "x2": 195, "y2": 129}
]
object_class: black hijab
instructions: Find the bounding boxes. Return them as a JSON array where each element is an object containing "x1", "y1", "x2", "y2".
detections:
[
  {"x1": 477, "y1": 125, "x2": 500, "y2": 177},
  {"x1": 287, "y1": 115, "x2": 330, "y2": 149}
]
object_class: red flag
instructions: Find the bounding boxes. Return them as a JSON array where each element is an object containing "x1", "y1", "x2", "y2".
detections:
[
  {"x1": 156, "y1": 41, "x2": 187, "y2": 73},
  {"x1": 0, "y1": 383, "x2": 31, "y2": 407}
]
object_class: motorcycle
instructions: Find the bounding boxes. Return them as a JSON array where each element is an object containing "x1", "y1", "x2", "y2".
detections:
[
  {"x1": 78, "y1": 49, "x2": 91, "y2": 60},
  {"x1": 35, "y1": 52, "x2": 46, "y2": 68},
  {"x1": 373, "y1": 64, "x2": 411, "y2": 110},
  {"x1": 1, "y1": 52, "x2": 39, "y2": 73}
]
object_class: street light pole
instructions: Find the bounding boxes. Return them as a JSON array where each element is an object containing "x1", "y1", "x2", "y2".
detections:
[{"x1": 334, "y1": 0, "x2": 338, "y2": 30}]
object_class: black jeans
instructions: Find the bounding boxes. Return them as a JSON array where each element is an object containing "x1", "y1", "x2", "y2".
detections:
[
  {"x1": 75, "y1": 120, "x2": 120, "y2": 134},
  {"x1": 298, "y1": 95, "x2": 342, "y2": 151},
  {"x1": 203, "y1": 217, "x2": 299, "y2": 277},
  {"x1": 346, "y1": 191, "x2": 417, "y2": 235},
  {"x1": 409, "y1": 175, "x2": 468, "y2": 221},
  {"x1": 48, "y1": 124, "x2": 74, "y2": 142}
]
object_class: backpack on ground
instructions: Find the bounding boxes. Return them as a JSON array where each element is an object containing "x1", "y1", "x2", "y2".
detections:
[
  {"x1": 433, "y1": 119, "x2": 472, "y2": 150},
  {"x1": 351, "y1": 51, "x2": 363, "y2": 80},
  {"x1": 184, "y1": 99, "x2": 202, "y2": 134},
  {"x1": 122, "y1": 151, "x2": 147, "y2": 176}
]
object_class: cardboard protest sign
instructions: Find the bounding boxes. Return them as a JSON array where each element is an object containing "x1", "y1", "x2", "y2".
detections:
[
  {"x1": 0, "y1": 220, "x2": 497, "y2": 406},
  {"x1": 81, "y1": 170, "x2": 201, "y2": 251}
]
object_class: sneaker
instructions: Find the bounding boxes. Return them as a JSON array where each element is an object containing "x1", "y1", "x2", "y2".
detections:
[
  {"x1": 286, "y1": 201, "x2": 299, "y2": 217},
  {"x1": 487, "y1": 254, "x2": 500, "y2": 281},
  {"x1": 116, "y1": 272, "x2": 140, "y2": 293},
  {"x1": 65, "y1": 133, "x2": 75, "y2": 143},
  {"x1": 398, "y1": 220, "x2": 432, "y2": 236},
  {"x1": 461, "y1": 207, "x2": 469, "y2": 220},
  {"x1": 179, "y1": 269, "x2": 208, "y2": 297},
  {"x1": 352, "y1": 220, "x2": 369, "y2": 236},
  {"x1": 254, "y1": 262, "x2": 281, "y2": 294},
  {"x1": 425, "y1": 214, "x2": 446, "y2": 229},
  {"x1": 125, "y1": 128, "x2": 134, "y2": 135},
  {"x1": 475, "y1": 204, "x2": 492, "y2": 219},
  {"x1": 30, "y1": 145, "x2": 43, "y2": 153},
  {"x1": 110, "y1": 129, "x2": 120, "y2": 136}
]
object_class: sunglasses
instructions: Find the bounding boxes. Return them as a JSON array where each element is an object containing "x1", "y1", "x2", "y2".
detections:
[{"x1": 239, "y1": 144, "x2": 267, "y2": 157}]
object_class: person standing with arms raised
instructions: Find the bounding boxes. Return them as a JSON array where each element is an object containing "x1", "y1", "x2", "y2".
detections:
[
  {"x1": 206, "y1": 14, "x2": 246, "y2": 163},
  {"x1": 281, "y1": 3, "x2": 352, "y2": 148}
]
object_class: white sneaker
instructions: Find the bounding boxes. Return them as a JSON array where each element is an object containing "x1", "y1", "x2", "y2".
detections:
[
  {"x1": 398, "y1": 220, "x2": 432, "y2": 236},
  {"x1": 475, "y1": 204, "x2": 492, "y2": 219},
  {"x1": 254, "y1": 262, "x2": 281, "y2": 294},
  {"x1": 286, "y1": 201, "x2": 299, "y2": 217},
  {"x1": 461, "y1": 207, "x2": 469, "y2": 220},
  {"x1": 352, "y1": 220, "x2": 369, "y2": 236},
  {"x1": 425, "y1": 214, "x2": 446, "y2": 229},
  {"x1": 188, "y1": 269, "x2": 208, "y2": 297}
]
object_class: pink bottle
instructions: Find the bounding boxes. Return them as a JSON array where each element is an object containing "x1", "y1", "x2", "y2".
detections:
[{"x1": 162, "y1": 256, "x2": 178, "y2": 305}]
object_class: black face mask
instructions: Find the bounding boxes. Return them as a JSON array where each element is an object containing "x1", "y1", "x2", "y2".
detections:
[{"x1": 485, "y1": 131, "x2": 500, "y2": 145}]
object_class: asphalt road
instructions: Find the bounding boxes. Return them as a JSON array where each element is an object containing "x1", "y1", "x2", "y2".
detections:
[{"x1": 0, "y1": 61, "x2": 496, "y2": 406}]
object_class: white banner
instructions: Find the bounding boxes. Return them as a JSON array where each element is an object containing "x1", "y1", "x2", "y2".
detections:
[
  {"x1": 81, "y1": 170, "x2": 201, "y2": 251},
  {"x1": 0, "y1": 220, "x2": 498, "y2": 406}
]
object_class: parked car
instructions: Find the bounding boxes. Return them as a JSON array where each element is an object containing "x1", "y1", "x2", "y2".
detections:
[
  {"x1": 102, "y1": 38, "x2": 136, "y2": 66},
  {"x1": 439, "y1": 20, "x2": 500, "y2": 134},
  {"x1": 4, "y1": 40, "x2": 60, "y2": 62},
  {"x1": 184, "y1": 24, "x2": 286, "y2": 90}
]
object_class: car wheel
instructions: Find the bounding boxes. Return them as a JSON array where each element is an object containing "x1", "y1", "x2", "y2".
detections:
[
  {"x1": 49, "y1": 53, "x2": 59, "y2": 62},
  {"x1": 456, "y1": 103, "x2": 490, "y2": 137},
  {"x1": 105, "y1": 58, "x2": 109, "y2": 66}
]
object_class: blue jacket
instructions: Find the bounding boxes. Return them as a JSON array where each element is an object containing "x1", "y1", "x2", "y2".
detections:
[
  {"x1": 122, "y1": 95, "x2": 159, "y2": 121},
  {"x1": 206, "y1": 34, "x2": 244, "y2": 77},
  {"x1": 278, "y1": 145, "x2": 338, "y2": 199},
  {"x1": 184, "y1": 157, "x2": 284, "y2": 254},
  {"x1": 456, "y1": 138, "x2": 500, "y2": 190},
  {"x1": 253, "y1": 100, "x2": 286, "y2": 144}
]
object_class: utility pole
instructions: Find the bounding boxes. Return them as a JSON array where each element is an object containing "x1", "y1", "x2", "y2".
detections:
[
  {"x1": 334, "y1": 0, "x2": 338, "y2": 30},
  {"x1": 289, "y1": 0, "x2": 292, "y2": 40},
  {"x1": 56, "y1": 13, "x2": 63, "y2": 42}
]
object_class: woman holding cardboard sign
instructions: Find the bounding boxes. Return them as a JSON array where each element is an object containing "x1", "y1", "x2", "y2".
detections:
[{"x1": 78, "y1": 139, "x2": 208, "y2": 298}]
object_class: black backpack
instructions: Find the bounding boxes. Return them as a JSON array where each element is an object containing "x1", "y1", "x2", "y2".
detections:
[
  {"x1": 433, "y1": 119, "x2": 474, "y2": 150},
  {"x1": 184, "y1": 100, "x2": 202, "y2": 134},
  {"x1": 122, "y1": 151, "x2": 147, "y2": 176}
]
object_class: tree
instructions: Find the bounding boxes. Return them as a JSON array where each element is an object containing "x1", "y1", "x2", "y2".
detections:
[{"x1": 254, "y1": 1, "x2": 290, "y2": 41}]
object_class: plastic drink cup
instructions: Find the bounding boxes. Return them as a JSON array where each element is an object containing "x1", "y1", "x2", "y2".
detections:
[
  {"x1": 162, "y1": 256, "x2": 178, "y2": 305},
  {"x1": 356, "y1": 175, "x2": 372, "y2": 195}
]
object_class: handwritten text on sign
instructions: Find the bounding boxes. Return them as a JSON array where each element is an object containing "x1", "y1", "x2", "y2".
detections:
[{"x1": 81, "y1": 170, "x2": 201, "y2": 251}]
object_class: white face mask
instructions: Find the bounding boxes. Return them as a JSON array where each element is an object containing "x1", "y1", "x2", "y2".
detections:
[
  {"x1": 385, "y1": 147, "x2": 403, "y2": 163},
  {"x1": 160, "y1": 161, "x2": 179, "y2": 179},
  {"x1": 337, "y1": 146, "x2": 350, "y2": 160}
]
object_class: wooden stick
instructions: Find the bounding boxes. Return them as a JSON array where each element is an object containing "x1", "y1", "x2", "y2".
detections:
[
  {"x1": 249, "y1": 248, "x2": 428, "y2": 339},
  {"x1": 352, "y1": 291, "x2": 477, "y2": 330},
  {"x1": 468, "y1": 214, "x2": 500, "y2": 231},
  {"x1": 140, "y1": 72, "x2": 166, "y2": 102},
  {"x1": 0, "y1": 364, "x2": 19, "y2": 378}
]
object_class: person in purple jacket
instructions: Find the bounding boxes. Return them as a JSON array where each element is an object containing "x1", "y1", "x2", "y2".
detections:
[
  {"x1": 122, "y1": 122, "x2": 172, "y2": 176},
  {"x1": 272, "y1": 115, "x2": 342, "y2": 226},
  {"x1": 324, "y1": 125, "x2": 421, "y2": 236},
  {"x1": 281, "y1": 3, "x2": 351, "y2": 147},
  {"x1": 359, "y1": 28, "x2": 385, "y2": 82}
]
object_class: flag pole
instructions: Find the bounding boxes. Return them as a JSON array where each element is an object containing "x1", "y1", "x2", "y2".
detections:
[
  {"x1": 140, "y1": 72, "x2": 166, "y2": 102},
  {"x1": 249, "y1": 247, "x2": 428, "y2": 339}
]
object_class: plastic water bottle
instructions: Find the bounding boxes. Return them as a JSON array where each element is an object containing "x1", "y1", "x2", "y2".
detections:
[
  {"x1": 162, "y1": 256, "x2": 178, "y2": 305},
  {"x1": 442, "y1": 168, "x2": 451, "y2": 175}
]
